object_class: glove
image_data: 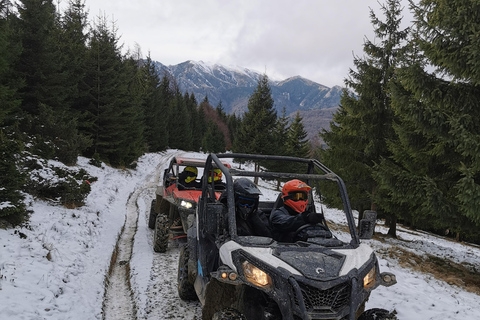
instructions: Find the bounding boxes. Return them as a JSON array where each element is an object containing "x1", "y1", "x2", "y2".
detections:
[{"x1": 305, "y1": 212, "x2": 322, "y2": 224}]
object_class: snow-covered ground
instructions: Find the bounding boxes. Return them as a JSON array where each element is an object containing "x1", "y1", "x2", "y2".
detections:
[{"x1": 0, "y1": 150, "x2": 479, "y2": 319}]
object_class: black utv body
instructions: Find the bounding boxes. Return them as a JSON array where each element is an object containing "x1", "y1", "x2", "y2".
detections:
[{"x1": 176, "y1": 153, "x2": 397, "y2": 320}]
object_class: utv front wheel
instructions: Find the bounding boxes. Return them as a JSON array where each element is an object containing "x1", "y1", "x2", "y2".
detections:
[
  {"x1": 212, "y1": 308, "x2": 246, "y2": 320},
  {"x1": 153, "y1": 214, "x2": 169, "y2": 253},
  {"x1": 358, "y1": 308, "x2": 397, "y2": 320},
  {"x1": 177, "y1": 245, "x2": 197, "y2": 301},
  {"x1": 148, "y1": 199, "x2": 157, "y2": 229}
]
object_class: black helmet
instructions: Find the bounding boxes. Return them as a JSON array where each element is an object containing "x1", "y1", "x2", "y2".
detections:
[{"x1": 234, "y1": 178, "x2": 262, "y2": 220}]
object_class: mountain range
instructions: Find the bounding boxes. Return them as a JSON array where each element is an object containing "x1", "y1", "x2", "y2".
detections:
[{"x1": 153, "y1": 60, "x2": 343, "y2": 141}]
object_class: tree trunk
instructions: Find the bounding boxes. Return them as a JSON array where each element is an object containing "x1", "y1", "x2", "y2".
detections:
[{"x1": 387, "y1": 214, "x2": 397, "y2": 238}]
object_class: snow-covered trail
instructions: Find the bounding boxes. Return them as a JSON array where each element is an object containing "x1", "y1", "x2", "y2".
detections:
[
  {"x1": 1, "y1": 150, "x2": 479, "y2": 320},
  {"x1": 101, "y1": 150, "x2": 202, "y2": 319}
]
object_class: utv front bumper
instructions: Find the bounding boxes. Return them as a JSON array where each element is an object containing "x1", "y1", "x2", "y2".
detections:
[{"x1": 213, "y1": 249, "x2": 396, "y2": 320}]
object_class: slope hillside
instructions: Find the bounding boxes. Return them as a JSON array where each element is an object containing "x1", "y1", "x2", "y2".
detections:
[{"x1": 1, "y1": 150, "x2": 478, "y2": 319}]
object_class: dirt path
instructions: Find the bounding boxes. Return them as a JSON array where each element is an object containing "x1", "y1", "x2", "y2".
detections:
[
  {"x1": 102, "y1": 190, "x2": 139, "y2": 319},
  {"x1": 102, "y1": 152, "x2": 202, "y2": 320}
]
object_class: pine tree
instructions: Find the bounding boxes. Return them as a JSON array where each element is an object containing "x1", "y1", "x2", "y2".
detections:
[
  {"x1": 274, "y1": 107, "x2": 289, "y2": 156},
  {"x1": 154, "y1": 72, "x2": 173, "y2": 150},
  {"x1": 375, "y1": 0, "x2": 480, "y2": 240},
  {"x1": 168, "y1": 89, "x2": 192, "y2": 150},
  {"x1": 0, "y1": 1, "x2": 26, "y2": 224},
  {"x1": 286, "y1": 111, "x2": 310, "y2": 159},
  {"x1": 0, "y1": 131, "x2": 26, "y2": 223},
  {"x1": 185, "y1": 92, "x2": 200, "y2": 150},
  {"x1": 201, "y1": 121, "x2": 226, "y2": 153},
  {"x1": 59, "y1": 0, "x2": 89, "y2": 116},
  {"x1": 0, "y1": 0, "x2": 21, "y2": 128},
  {"x1": 233, "y1": 74, "x2": 277, "y2": 155},
  {"x1": 121, "y1": 55, "x2": 145, "y2": 166},
  {"x1": 83, "y1": 16, "x2": 144, "y2": 166},
  {"x1": 319, "y1": 0, "x2": 408, "y2": 228},
  {"x1": 16, "y1": 0, "x2": 66, "y2": 116},
  {"x1": 14, "y1": 0, "x2": 89, "y2": 164},
  {"x1": 227, "y1": 113, "x2": 240, "y2": 149}
]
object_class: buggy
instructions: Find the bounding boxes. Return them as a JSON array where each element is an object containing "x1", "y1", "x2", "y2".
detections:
[
  {"x1": 177, "y1": 153, "x2": 397, "y2": 320},
  {"x1": 148, "y1": 156, "x2": 230, "y2": 252}
]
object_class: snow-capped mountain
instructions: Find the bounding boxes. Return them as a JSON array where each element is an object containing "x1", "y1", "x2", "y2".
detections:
[{"x1": 153, "y1": 60, "x2": 342, "y2": 116}]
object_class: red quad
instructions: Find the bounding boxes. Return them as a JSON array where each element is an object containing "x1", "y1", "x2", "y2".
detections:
[{"x1": 148, "y1": 156, "x2": 231, "y2": 253}]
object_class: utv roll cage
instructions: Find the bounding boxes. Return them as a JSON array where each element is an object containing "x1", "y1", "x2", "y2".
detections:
[{"x1": 200, "y1": 153, "x2": 360, "y2": 247}]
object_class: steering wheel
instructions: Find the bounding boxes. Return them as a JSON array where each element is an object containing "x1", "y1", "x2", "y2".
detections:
[
  {"x1": 292, "y1": 224, "x2": 317, "y2": 241},
  {"x1": 293, "y1": 223, "x2": 331, "y2": 241}
]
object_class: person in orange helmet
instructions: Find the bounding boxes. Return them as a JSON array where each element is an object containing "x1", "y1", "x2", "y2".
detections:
[{"x1": 269, "y1": 179, "x2": 323, "y2": 242}]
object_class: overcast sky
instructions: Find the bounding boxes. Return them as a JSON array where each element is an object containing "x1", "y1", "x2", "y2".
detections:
[{"x1": 73, "y1": 0, "x2": 415, "y2": 88}]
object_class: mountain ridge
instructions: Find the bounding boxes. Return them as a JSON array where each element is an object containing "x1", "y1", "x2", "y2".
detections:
[{"x1": 153, "y1": 60, "x2": 342, "y2": 141}]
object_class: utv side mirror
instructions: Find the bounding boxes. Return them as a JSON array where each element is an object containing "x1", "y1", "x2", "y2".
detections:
[{"x1": 359, "y1": 210, "x2": 377, "y2": 239}]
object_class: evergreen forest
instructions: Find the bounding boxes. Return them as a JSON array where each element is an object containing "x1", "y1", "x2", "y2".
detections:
[
  {"x1": 1, "y1": 0, "x2": 480, "y2": 244},
  {"x1": 0, "y1": 0, "x2": 309, "y2": 225}
]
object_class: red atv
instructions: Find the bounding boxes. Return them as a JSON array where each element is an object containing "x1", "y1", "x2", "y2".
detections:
[{"x1": 148, "y1": 156, "x2": 230, "y2": 252}]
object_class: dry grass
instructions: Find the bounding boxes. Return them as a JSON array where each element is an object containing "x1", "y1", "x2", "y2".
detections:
[
  {"x1": 327, "y1": 220, "x2": 480, "y2": 295},
  {"x1": 374, "y1": 234, "x2": 480, "y2": 296}
]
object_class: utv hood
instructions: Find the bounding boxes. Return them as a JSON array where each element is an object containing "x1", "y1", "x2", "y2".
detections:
[
  {"x1": 274, "y1": 250, "x2": 345, "y2": 280},
  {"x1": 219, "y1": 241, "x2": 374, "y2": 279}
]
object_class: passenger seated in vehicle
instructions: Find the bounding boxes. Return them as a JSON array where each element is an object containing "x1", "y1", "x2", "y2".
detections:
[
  {"x1": 178, "y1": 166, "x2": 200, "y2": 189},
  {"x1": 201, "y1": 168, "x2": 226, "y2": 190},
  {"x1": 270, "y1": 179, "x2": 325, "y2": 242},
  {"x1": 221, "y1": 178, "x2": 272, "y2": 237}
]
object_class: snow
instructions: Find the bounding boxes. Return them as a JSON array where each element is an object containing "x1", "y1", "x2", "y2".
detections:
[{"x1": 1, "y1": 150, "x2": 479, "y2": 320}]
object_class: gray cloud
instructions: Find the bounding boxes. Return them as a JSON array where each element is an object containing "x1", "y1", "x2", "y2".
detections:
[{"x1": 78, "y1": 0, "x2": 414, "y2": 87}]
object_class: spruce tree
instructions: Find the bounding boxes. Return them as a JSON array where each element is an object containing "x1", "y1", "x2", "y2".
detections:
[
  {"x1": 83, "y1": 16, "x2": 144, "y2": 166},
  {"x1": 185, "y1": 92, "x2": 200, "y2": 150},
  {"x1": 267, "y1": 107, "x2": 291, "y2": 189},
  {"x1": 168, "y1": 89, "x2": 192, "y2": 150},
  {"x1": 0, "y1": 1, "x2": 26, "y2": 224},
  {"x1": 0, "y1": 0, "x2": 21, "y2": 128},
  {"x1": 375, "y1": 0, "x2": 480, "y2": 240},
  {"x1": 154, "y1": 72, "x2": 173, "y2": 150},
  {"x1": 233, "y1": 74, "x2": 277, "y2": 155},
  {"x1": 16, "y1": 0, "x2": 66, "y2": 116},
  {"x1": 59, "y1": 0, "x2": 89, "y2": 117},
  {"x1": 141, "y1": 55, "x2": 161, "y2": 151},
  {"x1": 319, "y1": 0, "x2": 408, "y2": 228},
  {"x1": 15, "y1": 0, "x2": 88, "y2": 164},
  {"x1": 202, "y1": 121, "x2": 226, "y2": 153},
  {"x1": 227, "y1": 113, "x2": 240, "y2": 149},
  {"x1": 121, "y1": 55, "x2": 145, "y2": 166},
  {"x1": 286, "y1": 111, "x2": 310, "y2": 159}
]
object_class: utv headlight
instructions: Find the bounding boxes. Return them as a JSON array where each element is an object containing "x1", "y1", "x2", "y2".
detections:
[
  {"x1": 242, "y1": 261, "x2": 272, "y2": 289},
  {"x1": 180, "y1": 200, "x2": 193, "y2": 209},
  {"x1": 363, "y1": 267, "x2": 376, "y2": 289}
]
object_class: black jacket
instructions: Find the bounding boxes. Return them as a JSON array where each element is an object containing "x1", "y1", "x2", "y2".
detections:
[
  {"x1": 270, "y1": 205, "x2": 309, "y2": 242},
  {"x1": 236, "y1": 209, "x2": 272, "y2": 238}
]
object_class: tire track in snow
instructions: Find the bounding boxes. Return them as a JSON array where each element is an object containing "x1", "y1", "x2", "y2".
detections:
[{"x1": 103, "y1": 153, "x2": 174, "y2": 320}]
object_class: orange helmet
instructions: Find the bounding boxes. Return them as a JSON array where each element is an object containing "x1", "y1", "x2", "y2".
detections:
[
  {"x1": 282, "y1": 179, "x2": 311, "y2": 213},
  {"x1": 208, "y1": 168, "x2": 222, "y2": 183}
]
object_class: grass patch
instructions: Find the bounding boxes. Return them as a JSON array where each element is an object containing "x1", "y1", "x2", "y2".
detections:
[
  {"x1": 328, "y1": 219, "x2": 480, "y2": 295},
  {"x1": 376, "y1": 240, "x2": 480, "y2": 295}
]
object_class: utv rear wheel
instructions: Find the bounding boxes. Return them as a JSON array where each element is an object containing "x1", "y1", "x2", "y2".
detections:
[
  {"x1": 358, "y1": 308, "x2": 397, "y2": 320},
  {"x1": 212, "y1": 308, "x2": 246, "y2": 320},
  {"x1": 153, "y1": 214, "x2": 169, "y2": 253},
  {"x1": 177, "y1": 245, "x2": 197, "y2": 301},
  {"x1": 148, "y1": 199, "x2": 157, "y2": 229}
]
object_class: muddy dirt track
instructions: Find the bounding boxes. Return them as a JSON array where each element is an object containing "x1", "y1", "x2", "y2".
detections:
[{"x1": 103, "y1": 152, "x2": 202, "y2": 320}]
